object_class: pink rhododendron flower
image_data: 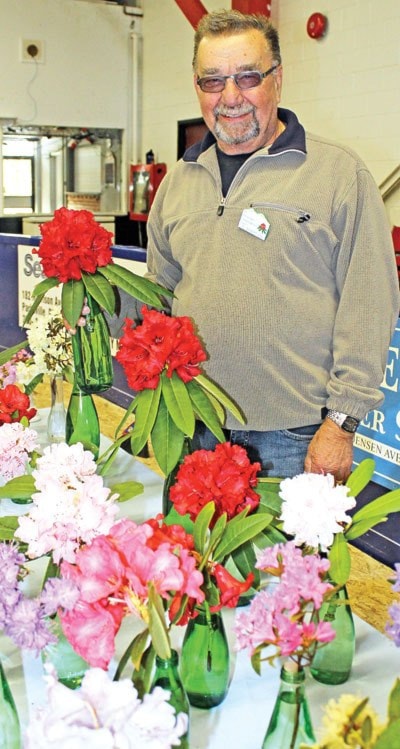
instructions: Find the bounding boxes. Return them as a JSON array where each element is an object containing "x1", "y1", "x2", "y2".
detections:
[
  {"x1": 59, "y1": 518, "x2": 205, "y2": 668},
  {"x1": 234, "y1": 541, "x2": 335, "y2": 668}
]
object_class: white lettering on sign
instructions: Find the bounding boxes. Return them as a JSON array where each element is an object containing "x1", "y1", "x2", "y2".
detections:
[
  {"x1": 381, "y1": 346, "x2": 400, "y2": 393},
  {"x1": 360, "y1": 409, "x2": 386, "y2": 435}
]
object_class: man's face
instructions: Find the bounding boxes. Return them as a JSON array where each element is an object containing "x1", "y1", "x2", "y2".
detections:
[{"x1": 194, "y1": 29, "x2": 282, "y2": 155}]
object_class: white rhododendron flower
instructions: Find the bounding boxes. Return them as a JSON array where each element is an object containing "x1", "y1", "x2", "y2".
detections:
[
  {"x1": 24, "y1": 666, "x2": 188, "y2": 749},
  {"x1": 279, "y1": 472, "x2": 356, "y2": 551},
  {"x1": 15, "y1": 442, "x2": 119, "y2": 564}
]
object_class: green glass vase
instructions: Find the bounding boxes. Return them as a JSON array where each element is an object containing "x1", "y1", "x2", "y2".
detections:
[
  {"x1": 41, "y1": 616, "x2": 89, "y2": 690},
  {"x1": 66, "y1": 385, "x2": 100, "y2": 459},
  {"x1": 151, "y1": 649, "x2": 189, "y2": 749},
  {"x1": 310, "y1": 585, "x2": 355, "y2": 685},
  {"x1": 180, "y1": 604, "x2": 230, "y2": 709},
  {"x1": 70, "y1": 291, "x2": 113, "y2": 394},
  {"x1": 0, "y1": 660, "x2": 21, "y2": 749},
  {"x1": 262, "y1": 664, "x2": 315, "y2": 749}
]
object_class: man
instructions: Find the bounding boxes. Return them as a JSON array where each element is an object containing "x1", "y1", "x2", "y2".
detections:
[{"x1": 143, "y1": 10, "x2": 399, "y2": 482}]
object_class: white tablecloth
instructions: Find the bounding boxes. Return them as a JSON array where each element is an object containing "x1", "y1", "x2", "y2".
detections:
[{"x1": 2, "y1": 411, "x2": 400, "y2": 747}]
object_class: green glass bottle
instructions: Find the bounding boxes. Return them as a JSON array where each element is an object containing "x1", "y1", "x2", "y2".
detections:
[
  {"x1": 262, "y1": 664, "x2": 315, "y2": 749},
  {"x1": 70, "y1": 291, "x2": 113, "y2": 394},
  {"x1": 66, "y1": 385, "x2": 100, "y2": 459},
  {"x1": 180, "y1": 604, "x2": 230, "y2": 709},
  {"x1": 151, "y1": 649, "x2": 189, "y2": 749},
  {"x1": 310, "y1": 585, "x2": 355, "y2": 685},
  {"x1": 47, "y1": 373, "x2": 66, "y2": 443},
  {"x1": 0, "y1": 660, "x2": 21, "y2": 749}
]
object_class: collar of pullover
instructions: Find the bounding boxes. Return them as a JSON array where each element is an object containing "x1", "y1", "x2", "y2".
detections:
[{"x1": 182, "y1": 108, "x2": 306, "y2": 162}]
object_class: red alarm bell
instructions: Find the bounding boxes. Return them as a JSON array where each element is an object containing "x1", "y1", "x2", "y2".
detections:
[{"x1": 307, "y1": 12, "x2": 328, "y2": 39}]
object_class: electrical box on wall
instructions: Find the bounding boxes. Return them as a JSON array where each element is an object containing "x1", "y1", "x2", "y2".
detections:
[{"x1": 129, "y1": 163, "x2": 167, "y2": 221}]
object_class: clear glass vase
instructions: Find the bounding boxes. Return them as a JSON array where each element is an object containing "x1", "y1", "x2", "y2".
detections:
[
  {"x1": 151, "y1": 649, "x2": 189, "y2": 749},
  {"x1": 180, "y1": 603, "x2": 230, "y2": 709},
  {"x1": 41, "y1": 616, "x2": 89, "y2": 690},
  {"x1": 47, "y1": 374, "x2": 66, "y2": 443},
  {"x1": 310, "y1": 585, "x2": 355, "y2": 685},
  {"x1": 70, "y1": 291, "x2": 113, "y2": 394},
  {"x1": 262, "y1": 663, "x2": 315, "y2": 749},
  {"x1": 0, "y1": 659, "x2": 21, "y2": 748},
  {"x1": 66, "y1": 385, "x2": 100, "y2": 459}
]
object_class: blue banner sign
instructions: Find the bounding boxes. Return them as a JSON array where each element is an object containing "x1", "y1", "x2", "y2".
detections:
[{"x1": 353, "y1": 319, "x2": 400, "y2": 489}]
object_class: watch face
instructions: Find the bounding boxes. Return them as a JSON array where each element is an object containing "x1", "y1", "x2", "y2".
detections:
[{"x1": 342, "y1": 416, "x2": 359, "y2": 433}]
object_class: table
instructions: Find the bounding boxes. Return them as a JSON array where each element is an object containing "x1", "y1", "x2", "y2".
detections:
[{"x1": 2, "y1": 411, "x2": 399, "y2": 747}]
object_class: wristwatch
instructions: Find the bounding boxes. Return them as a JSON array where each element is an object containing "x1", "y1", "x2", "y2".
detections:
[{"x1": 326, "y1": 409, "x2": 360, "y2": 433}]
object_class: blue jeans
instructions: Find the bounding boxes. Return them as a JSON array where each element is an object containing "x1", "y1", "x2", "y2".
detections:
[{"x1": 191, "y1": 422, "x2": 320, "y2": 479}]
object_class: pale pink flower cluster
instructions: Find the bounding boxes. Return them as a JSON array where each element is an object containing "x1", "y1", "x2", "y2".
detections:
[
  {"x1": 234, "y1": 541, "x2": 335, "y2": 664},
  {"x1": 279, "y1": 472, "x2": 356, "y2": 551},
  {"x1": 24, "y1": 666, "x2": 188, "y2": 749},
  {"x1": 59, "y1": 517, "x2": 205, "y2": 669},
  {"x1": 0, "y1": 422, "x2": 39, "y2": 480},
  {"x1": 15, "y1": 442, "x2": 119, "y2": 564}
]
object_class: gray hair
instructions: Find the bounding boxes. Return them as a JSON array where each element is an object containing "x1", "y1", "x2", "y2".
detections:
[{"x1": 192, "y1": 9, "x2": 281, "y2": 70}]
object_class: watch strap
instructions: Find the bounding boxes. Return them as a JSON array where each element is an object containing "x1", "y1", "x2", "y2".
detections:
[{"x1": 326, "y1": 409, "x2": 359, "y2": 433}]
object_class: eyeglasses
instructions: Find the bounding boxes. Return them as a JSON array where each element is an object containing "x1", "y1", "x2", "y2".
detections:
[{"x1": 196, "y1": 64, "x2": 278, "y2": 93}]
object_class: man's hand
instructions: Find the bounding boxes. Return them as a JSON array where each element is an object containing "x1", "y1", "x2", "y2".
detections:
[
  {"x1": 304, "y1": 418, "x2": 354, "y2": 483},
  {"x1": 63, "y1": 299, "x2": 90, "y2": 335}
]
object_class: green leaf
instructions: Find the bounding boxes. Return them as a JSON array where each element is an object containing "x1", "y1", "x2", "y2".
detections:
[
  {"x1": 114, "y1": 394, "x2": 138, "y2": 437},
  {"x1": 98, "y1": 264, "x2": 172, "y2": 310},
  {"x1": 0, "y1": 341, "x2": 29, "y2": 367},
  {"x1": 351, "y1": 487, "x2": 400, "y2": 524},
  {"x1": 193, "y1": 502, "x2": 215, "y2": 554},
  {"x1": 161, "y1": 372, "x2": 195, "y2": 437},
  {"x1": 82, "y1": 271, "x2": 116, "y2": 315},
  {"x1": 373, "y1": 719, "x2": 400, "y2": 749},
  {"x1": 388, "y1": 678, "x2": 400, "y2": 724},
  {"x1": 130, "y1": 642, "x2": 156, "y2": 699},
  {"x1": 328, "y1": 533, "x2": 351, "y2": 586},
  {"x1": 0, "y1": 516, "x2": 20, "y2": 541},
  {"x1": 207, "y1": 513, "x2": 227, "y2": 556},
  {"x1": 214, "y1": 512, "x2": 274, "y2": 561},
  {"x1": 109, "y1": 480, "x2": 144, "y2": 502},
  {"x1": 24, "y1": 372, "x2": 44, "y2": 396},
  {"x1": 186, "y1": 379, "x2": 225, "y2": 442},
  {"x1": 113, "y1": 628, "x2": 149, "y2": 681},
  {"x1": 61, "y1": 279, "x2": 85, "y2": 329},
  {"x1": 32, "y1": 275, "x2": 60, "y2": 298},
  {"x1": 130, "y1": 384, "x2": 161, "y2": 456},
  {"x1": 254, "y1": 524, "x2": 287, "y2": 549},
  {"x1": 229, "y1": 543, "x2": 259, "y2": 588},
  {"x1": 345, "y1": 515, "x2": 388, "y2": 540},
  {"x1": 148, "y1": 585, "x2": 171, "y2": 660},
  {"x1": 256, "y1": 478, "x2": 283, "y2": 515},
  {"x1": 0, "y1": 475, "x2": 36, "y2": 500},
  {"x1": 195, "y1": 373, "x2": 245, "y2": 424},
  {"x1": 251, "y1": 649, "x2": 262, "y2": 676},
  {"x1": 346, "y1": 458, "x2": 375, "y2": 496},
  {"x1": 151, "y1": 396, "x2": 185, "y2": 475}
]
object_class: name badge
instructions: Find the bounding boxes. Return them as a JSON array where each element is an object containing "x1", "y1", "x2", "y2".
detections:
[{"x1": 238, "y1": 208, "x2": 270, "y2": 240}]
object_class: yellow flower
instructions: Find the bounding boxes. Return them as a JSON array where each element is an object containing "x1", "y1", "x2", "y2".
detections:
[{"x1": 319, "y1": 693, "x2": 385, "y2": 748}]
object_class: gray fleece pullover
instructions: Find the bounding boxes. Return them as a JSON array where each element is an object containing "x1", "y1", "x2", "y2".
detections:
[{"x1": 142, "y1": 108, "x2": 399, "y2": 431}]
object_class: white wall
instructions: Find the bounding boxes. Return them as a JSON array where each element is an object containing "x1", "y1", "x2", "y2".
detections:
[
  {"x1": 0, "y1": 0, "x2": 132, "y2": 128},
  {"x1": 141, "y1": 0, "x2": 400, "y2": 224}
]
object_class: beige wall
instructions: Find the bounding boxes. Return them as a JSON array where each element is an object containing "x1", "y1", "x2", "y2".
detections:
[{"x1": 141, "y1": 0, "x2": 400, "y2": 225}]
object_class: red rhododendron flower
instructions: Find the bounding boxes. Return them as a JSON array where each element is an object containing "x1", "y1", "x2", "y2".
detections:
[
  {"x1": 0, "y1": 384, "x2": 37, "y2": 425},
  {"x1": 34, "y1": 207, "x2": 113, "y2": 282},
  {"x1": 210, "y1": 564, "x2": 254, "y2": 610},
  {"x1": 170, "y1": 442, "x2": 261, "y2": 525},
  {"x1": 116, "y1": 307, "x2": 207, "y2": 391}
]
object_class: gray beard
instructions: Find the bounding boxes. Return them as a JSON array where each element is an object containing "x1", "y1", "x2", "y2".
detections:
[{"x1": 213, "y1": 107, "x2": 260, "y2": 145}]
